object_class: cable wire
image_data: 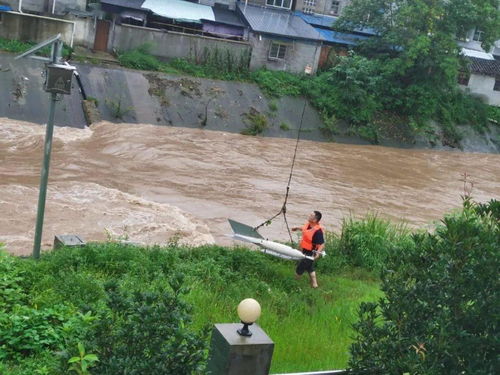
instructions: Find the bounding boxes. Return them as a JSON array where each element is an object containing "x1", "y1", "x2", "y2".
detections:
[{"x1": 254, "y1": 99, "x2": 308, "y2": 243}]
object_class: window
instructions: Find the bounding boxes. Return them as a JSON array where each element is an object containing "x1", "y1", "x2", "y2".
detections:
[
  {"x1": 330, "y1": 0, "x2": 340, "y2": 15},
  {"x1": 266, "y1": 0, "x2": 292, "y2": 9},
  {"x1": 303, "y1": 0, "x2": 316, "y2": 14},
  {"x1": 494, "y1": 76, "x2": 500, "y2": 91},
  {"x1": 456, "y1": 30, "x2": 469, "y2": 42},
  {"x1": 269, "y1": 43, "x2": 287, "y2": 60},
  {"x1": 473, "y1": 28, "x2": 484, "y2": 42},
  {"x1": 457, "y1": 71, "x2": 470, "y2": 86}
]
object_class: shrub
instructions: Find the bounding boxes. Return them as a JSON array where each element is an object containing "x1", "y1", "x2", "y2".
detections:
[
  {"x1": 250, "y1": 70, "x2": 304, "y2": 97},
  {"x1": 268, "y1": 100, "x2": 278, "y2": 112},
  {"x1": 88, "y1": 275, "x2": 208, "y2": 375},
  {"x1": 118, "y1": 44, "x2": 161, "y2": 71},
  {"x1": 279, "y1": 121, "x2": 290, "y2": 131},
  {"x1": 336, "y1": 214, "x2": 412, "y2": 272},
  {"x1": 349, "y1": 199, "x2": 499, "y2": 374},
  {"x1": 241, "y1": 112, "x2": 269, "y2": 135}
]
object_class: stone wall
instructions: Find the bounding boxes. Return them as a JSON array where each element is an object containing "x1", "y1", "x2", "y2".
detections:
[
  {"x1": 0, "y1": 12, "x2": 75, "y2": 45},
  {"x1": 111, "y1": 24, "x2": 251, "y2": 62}
]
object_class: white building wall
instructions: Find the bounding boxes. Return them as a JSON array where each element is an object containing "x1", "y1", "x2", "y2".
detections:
[{"x1": 461, "y1": 74, "x2": 500, "y2": 106}]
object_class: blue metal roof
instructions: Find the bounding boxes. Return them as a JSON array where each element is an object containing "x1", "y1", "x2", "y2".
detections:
[
  {"x1": 315, "y1": 27, "x2": 370, "y2": 46},
  {"x1": 295, "y1": 11, "x2": 337, "y2": 28},
  {"x1": 295, "y1": 11, "x2": 377, "y2": 36},
  {"x1": 0, "y1": 5, "x2": 12, "y2": 11}
]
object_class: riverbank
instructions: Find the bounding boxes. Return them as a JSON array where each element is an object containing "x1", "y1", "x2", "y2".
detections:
[
  {"x1": 1, "y1": 51, "x2": 499, "y2": 153},
  {"x1": 0, "y1": 225, "x2": 388, "y2": 373}
]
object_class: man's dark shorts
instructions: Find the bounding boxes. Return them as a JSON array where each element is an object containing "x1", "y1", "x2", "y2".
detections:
[{"x1": 296, "y1": 250, "x2": 315, "y2": 275}]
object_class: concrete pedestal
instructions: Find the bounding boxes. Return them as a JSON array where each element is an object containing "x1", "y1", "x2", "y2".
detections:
[
  {"x1": 207, "y1": 323, "x2": 274, "y2": 375},
  {"x1": 53, "y1": 234, "x2": 86, "y2": 249}
]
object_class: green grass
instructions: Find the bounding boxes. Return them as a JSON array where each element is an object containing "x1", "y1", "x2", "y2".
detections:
[
  {"x1": 0, "y1": 37, "x2": 72, "y2": 58},
  {"x1": 185, "y1": 262, "x2": 380, "y2": 373},
  {"x1": 0, "y1": 241, "x2": 381, "y2": 374}
]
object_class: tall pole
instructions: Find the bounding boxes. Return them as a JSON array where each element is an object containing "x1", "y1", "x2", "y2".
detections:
[{"x1": 32, "y1": 41, "x2": 61, "y2": 259}]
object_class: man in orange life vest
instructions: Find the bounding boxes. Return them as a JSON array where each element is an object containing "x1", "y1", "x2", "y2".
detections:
[{"x1": 291, "y1": 211, "x2": 325, "y2": 288}]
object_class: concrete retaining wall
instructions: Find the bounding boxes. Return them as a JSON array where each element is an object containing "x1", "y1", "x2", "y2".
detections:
[
  {"x1": 0, "y1": 12, "x2": 75, "y2": 45},
  {"x1": 111, "y1": 24, "x2": 251, "y2": 62},
  {"x1": 72, "y1": 16, "x2": 95, "y2": 48}
]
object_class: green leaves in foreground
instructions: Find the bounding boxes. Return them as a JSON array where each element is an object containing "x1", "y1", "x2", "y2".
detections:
[
  {"x1": 349, "y1": 199, "x2": 499, "y2": 374},
  {"x1": 68, "y1": 343, "x2": 98, "y2": 375},
  {"x1": 87, "y1": 274, "x2": 208, "y2": 375}
]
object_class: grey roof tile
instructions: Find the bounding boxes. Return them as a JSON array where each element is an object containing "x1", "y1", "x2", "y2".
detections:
[
  {"x1": 467, "y1": 56, "x2": 500, "y2": 77},
  {"x1": 238, "y1": 3, "x2": 323, "y2": 41}
]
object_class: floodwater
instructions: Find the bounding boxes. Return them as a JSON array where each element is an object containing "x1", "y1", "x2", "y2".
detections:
[{"x1": 1, "y1": 118, "x2": 499, "y2": 256}]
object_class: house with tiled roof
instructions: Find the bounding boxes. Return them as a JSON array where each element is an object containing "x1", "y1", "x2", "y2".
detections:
[
  {"x1": 237, "y1": 2, "x2": 324, "y2": 73},
  {"x1": 459, "y1": 49, "x2": 500, "y2": 106}
]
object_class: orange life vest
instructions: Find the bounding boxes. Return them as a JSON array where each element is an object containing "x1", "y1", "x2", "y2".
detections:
[{"x1": 300, "y1": 222, "x2": 323, "y2": 251}]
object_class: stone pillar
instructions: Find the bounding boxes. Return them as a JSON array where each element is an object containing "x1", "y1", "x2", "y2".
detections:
[{"x1": 206, "y1": 323, "x2": 274, "y2": 375}]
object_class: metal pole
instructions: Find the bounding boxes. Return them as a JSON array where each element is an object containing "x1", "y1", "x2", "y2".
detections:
[{"x1": 32, "y1": 41, "x2": 61, "y2": 259}]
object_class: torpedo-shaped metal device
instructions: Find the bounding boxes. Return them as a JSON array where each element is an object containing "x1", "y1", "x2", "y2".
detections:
[{"x1": 228, "y1": 219, "x2": 326, "y2": 261}]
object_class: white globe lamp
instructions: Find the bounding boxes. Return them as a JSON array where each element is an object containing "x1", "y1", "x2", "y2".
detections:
[{"x1": 237, "y1": 298, "x2": 261, "y2": 337}]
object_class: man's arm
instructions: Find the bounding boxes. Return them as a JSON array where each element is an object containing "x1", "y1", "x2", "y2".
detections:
[
  {"x1": 312, "y1": 230, "x2": 325, "y2": 259},
  {"x1": 314, "y1": 243, "x2": 325, "y2": 259}
]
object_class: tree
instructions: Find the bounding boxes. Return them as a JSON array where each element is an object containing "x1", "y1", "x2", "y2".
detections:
[
  {"x1": 349, "y1": 199, "x2": 499, "y2": 374},
  {"x1": 335, "y1": 0, "x2": 500, "y2": 122}
]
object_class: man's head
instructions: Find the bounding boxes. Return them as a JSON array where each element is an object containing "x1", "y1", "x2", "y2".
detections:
[{"x1": 308, "y1": 211, "x2": 322, "y2": 224}]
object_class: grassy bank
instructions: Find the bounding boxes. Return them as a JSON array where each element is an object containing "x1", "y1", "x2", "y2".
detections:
[
  {"x1": 0, "y1": 213, "x2": 411, "y2": 374},
  {"x1": 2, "y1": 202, "x2": 495, "y2": 374},
  {"x1": 0, "y1": 215, "x2": 410, "y2": 375},
  {"x1": 0, "y1": 244, "x2": 381, "y2": 374}
]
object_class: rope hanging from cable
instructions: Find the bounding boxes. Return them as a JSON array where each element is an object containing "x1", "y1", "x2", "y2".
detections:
[{"x1": 254, "y1": 100, "x2": 307, "y2": 244}]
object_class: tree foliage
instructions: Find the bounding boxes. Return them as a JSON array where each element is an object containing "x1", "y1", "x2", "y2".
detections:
[
  {"x1": 333, "y1": 0, "x2": 500, "y2": 129},
  {"x1": 349, "y1": 199, "x2": 499, "y2": 374}
]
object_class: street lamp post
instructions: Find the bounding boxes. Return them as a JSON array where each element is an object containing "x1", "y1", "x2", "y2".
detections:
[{"x1": 15, "y1": 34, "x2": 76, "y2": 259}]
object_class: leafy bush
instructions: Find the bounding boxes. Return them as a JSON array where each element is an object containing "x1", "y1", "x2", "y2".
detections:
[
  {"x1": 335, "y1": 214, "x2": 412, "y2": 272},
  {"x1": 279, "y1": 121, "x2": 290, "y2": 131},
  {"x1": 118, "y1": 44, "x2": 161, "y2": 71},
  {"x1": 487, "y1": 105, "x2": 500, "y2": 124},
  {"x1": 241, "y1": 112, "x2": 269, "y2": 135},
  {"x1": 349, "y1": 199, "x2": 499, "y2": 374},
  {"x1": 250, "y1": 70, "x2": 304, "y2": 97},
  {"x1": 88, "y1": 275, "x2": 208, "y2": 375}
]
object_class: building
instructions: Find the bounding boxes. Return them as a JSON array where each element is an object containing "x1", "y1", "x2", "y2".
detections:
[
  {"x1": 295, "y1": 0, "x2": 350, "y2": 17},
  {"x1": 1, "y1": 0, "x2": 87, "y2": 15},
  {"x1": 237, "y1": 2, "x2": 324, "y2": 73},
  {"x1": 459, "y1": 49, "x2": 500, "y2": 106}
]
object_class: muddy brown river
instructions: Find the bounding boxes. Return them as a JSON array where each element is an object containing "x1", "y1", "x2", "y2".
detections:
[{"x1": 1, "y1": 118, "x2": 499, "y2": 256}]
